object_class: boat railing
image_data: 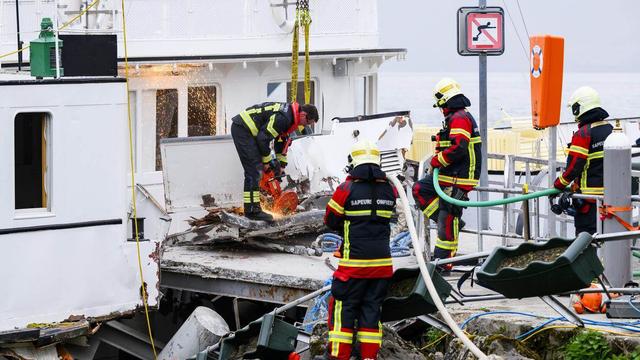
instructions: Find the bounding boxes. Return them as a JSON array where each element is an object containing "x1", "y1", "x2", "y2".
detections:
[{"x1": 415, "y1": 152, "x2": 640, "y2": 257}]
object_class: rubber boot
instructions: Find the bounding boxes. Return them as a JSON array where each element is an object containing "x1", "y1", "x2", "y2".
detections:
[
  {"x1": 245, "y1": 203, "x2": 274, "y2": 222},
  {"x1": 433, "y1": 247, "x2": 453, "y2": 276}
]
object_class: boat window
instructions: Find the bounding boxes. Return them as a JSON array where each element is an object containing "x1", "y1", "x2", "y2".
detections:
[
  {"x1": 188, "y1": 86, "x2": 217, "y2": 137},
  {"x1": 266, "y1": 81, "x2": 315, "y2": 105},
  {"x1": 355, "y1": 75, "x2": 376, "y2": 116},
  {"x1": 14, "y1": 112, "x2": 50, "y2": 210},
  {"x1": 156, "y1": 89, "x2": 178, "y2": 171},
  {"x1": 267, "y1": 81, "x2": 316, "y2": 133},
  {"x1": 355, "y1": 76, "x2": 366, "y2": 116}
]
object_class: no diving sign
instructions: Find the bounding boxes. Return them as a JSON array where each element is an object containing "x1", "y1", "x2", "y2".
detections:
[{"x1": 457, "y1": 7, "x2": 505, "y2": 56}]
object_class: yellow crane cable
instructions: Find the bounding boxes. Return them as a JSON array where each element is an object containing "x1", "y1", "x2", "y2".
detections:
[
  {"x1": 289, "y1": 7, "x2": 300, "y2": 103},
  {"x1": 120, "y1": 0, "x2": 158, "y2": 358},
  {"x1": 302, "y1": 9, "x2": 311, "y2": 104},
  {"x1": 290, "y1": 1, "x2": 311, "y2": 104},
  {"x1": 0, "y1": 0, "x2": 100, "y2": 60}
]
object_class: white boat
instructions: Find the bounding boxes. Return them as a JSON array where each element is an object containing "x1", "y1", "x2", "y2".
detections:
[{"x1": 0, "y1": 1, "x2": 408, "y2": 358}]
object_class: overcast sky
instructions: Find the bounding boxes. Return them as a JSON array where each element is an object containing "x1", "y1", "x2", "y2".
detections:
[{"x1": 378, "y1": 0, "x2": 640, "y2": 73}]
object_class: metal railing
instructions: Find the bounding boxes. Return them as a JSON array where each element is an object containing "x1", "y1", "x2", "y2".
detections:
[{"x1": 415, "y1": 152, "x2": 640, "y2": 254}]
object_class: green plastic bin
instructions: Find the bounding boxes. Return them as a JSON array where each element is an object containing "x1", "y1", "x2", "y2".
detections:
[
  {"x1": 381, "y1": 265, "x2": 452, "y2": 322},
  {"x1": 218, "y1": 314, "x2": 298, "y2": 360},
  {"x1": 476, "y1": 232, "x2": 603, "y2": 298}
]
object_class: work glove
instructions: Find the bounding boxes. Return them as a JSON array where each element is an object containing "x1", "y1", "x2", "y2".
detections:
[{"x1": 267, "y1": 159, "x2": 283, "y2": 177}]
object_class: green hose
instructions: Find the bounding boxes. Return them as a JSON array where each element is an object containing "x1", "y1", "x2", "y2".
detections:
[{"x1": 433, "y1": 168, "x2": 561, "y2": 208}]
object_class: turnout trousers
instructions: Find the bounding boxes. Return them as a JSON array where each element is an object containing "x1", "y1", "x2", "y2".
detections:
[
  {"x1": 575, "y1": 200, "x2": 597, "y2": 235},
  {"x1": 231, "y1": 122, "x2": 263, "y2": 213},
  {"x1": 412, "y1": 174, "x2": 462, "y2": 260},
  {"x1": 327, "y1": 277, "x2": 390, "y2": 360}
]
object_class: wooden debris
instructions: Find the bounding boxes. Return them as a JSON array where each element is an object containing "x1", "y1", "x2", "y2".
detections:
[{"x1": 187, "y1": 206, "x2": 243, "y2": 227}]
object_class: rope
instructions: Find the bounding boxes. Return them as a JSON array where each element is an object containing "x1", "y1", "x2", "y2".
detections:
[
  {"x1": 420, "y1": 333, "x2": 448, "y2": 350},
  {"x1": 600, "y1": 205, "x2": 636, "y2": 231},
  {"x1": 433, "y1": 168, "x2": 560, "y2": 208},
  {"x1": 290, "y1": 0, "x2": 311, "y2": 103},
  {"x1": 515, "y1": 0, "x2": 531, "y2": 39},
  {"x1": 120, "y1": 0, "x2": 158, "y2": 358},
  {"x1": 0, "y1": 0, "x2": 100, "y2": 60},
  {"x1": 501, "y1": 0, "x2": 529, "y2": 63}
]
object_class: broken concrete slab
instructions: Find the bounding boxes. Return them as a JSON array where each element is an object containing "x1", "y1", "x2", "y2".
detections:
[
  {"x1": 219, "y1": 210, "x2": 325, "y2": 235},
  {"x1": 162, "y1": 246, "x2": 334, "y2": 292},
  {"x1": 165, "y1": 223, "x2": 241, "y2": 246},
  {"x1": 161, "y1": 247, "x2": 418, "y2": 304},
  {"x1": 169, "y1": 210, "x2": 326, "y2": 247}
]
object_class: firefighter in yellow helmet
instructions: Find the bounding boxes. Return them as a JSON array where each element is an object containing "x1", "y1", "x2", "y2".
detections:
[
  {"x1": 412, "y1": 78, "x2": 482, "y2": 272},
  {"x1": 551, "y1": 86, "x2": 612, "y2": 234},
  {"x1": 324, "y1": 140, "x2": 397, "y2": 360}
]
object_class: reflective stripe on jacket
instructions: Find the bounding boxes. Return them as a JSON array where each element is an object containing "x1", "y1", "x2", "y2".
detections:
[
  {"x1": 555, "y1": 119, "x2": 612, "y2": 195},
  {"x1": 324, "y1": 164, "x2": 397, "y2": 279},
  {"x1": 432, "y1": 109, "x2": 482, "y2": 191},
  {"x1": 231, "y1": 102, "x2": 300, "y2": 163}
]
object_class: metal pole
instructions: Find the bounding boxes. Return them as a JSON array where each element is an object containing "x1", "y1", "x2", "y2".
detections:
[
  {"x1": 602, "y1": 125, "x2": 633, "y2": 287},
  {"x1": 595, "y1": 231, "x2": 639, "y2": 242},
  {"x1": 547, "y1": 127, "x2": 557, "y2": 237},
  {"x1": 15, "y1": 0, "x2": 22, "y2": 71},
  {"x1": 54, "y1": 0, "x2": 61, "y2": 78},
  {"x1": 478, "y1": 0, "x2": 488, "y2": 231},
  {"x1": 523, "y1": 192, "x2": 531, "y2": 242},
  {"x1": 479, "y1": 53, "x2": 489, "y2": 230},
  {"x1": 476, "y1": 191, "x2": 483, "y2": 251}
]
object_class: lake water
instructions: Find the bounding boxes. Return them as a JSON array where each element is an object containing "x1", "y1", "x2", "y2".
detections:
[{"x1": 378, "y1": 72, "x2": 640, "y2": 127}]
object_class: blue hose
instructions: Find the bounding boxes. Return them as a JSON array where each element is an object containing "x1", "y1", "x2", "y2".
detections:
[
  {"x1": 390, "y1": 231, "x2": 412, "y2": 257},
  {"x1": 317, "y1": 231, "x2": 413, "y2": 257},
  {"x1": 302, "y1": 278, "x2": 332, "y2": 332},
  {"x1": 458, "y1": 310, "x2": 640, "y2": 340},
  {"x1": 317, "y1": 233, "x2": 342, "y2": 252}
]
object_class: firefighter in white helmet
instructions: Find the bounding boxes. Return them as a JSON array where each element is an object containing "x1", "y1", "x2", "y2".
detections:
[
  {"x1": 412, "y1": 78, "x2": 482, "y2": 272},
  {"x1": 551, "y1": 86, "x2": 612, "y2": 234},
  {"x1": 324, "y1": 140, "x2": 397, "y2": 360}
]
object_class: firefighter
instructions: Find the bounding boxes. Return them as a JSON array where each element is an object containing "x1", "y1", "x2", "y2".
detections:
[
  {"x1": 412, "y1": 78, "x2": 482, "y2": 270},
  {"x1": 324, "y1": 140, "x2": 397, "y2": 360},
  {"x1": 552, "y1": 86, "x2": 612, "y2": 235},
  {"x1": 231, "y1": 101, "x2": 318, "y2": 221}
]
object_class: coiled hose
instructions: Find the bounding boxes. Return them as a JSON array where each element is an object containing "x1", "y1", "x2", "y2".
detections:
[{"x1": 314, "y1": 231, "x2": 412, "y2": 257}]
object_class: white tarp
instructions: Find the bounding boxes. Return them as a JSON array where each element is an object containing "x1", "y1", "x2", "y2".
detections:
[{"x1": 287, "y1": 113, "x2": 413, "y2": 192}]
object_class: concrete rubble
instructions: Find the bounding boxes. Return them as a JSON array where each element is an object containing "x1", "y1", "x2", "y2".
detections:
[
  {"x1": 166, "y1": 208, "x2": 326, "y2": 250},
  {"x1": 307, "y1": 323, "x2": 425, "y2": 360}
]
